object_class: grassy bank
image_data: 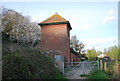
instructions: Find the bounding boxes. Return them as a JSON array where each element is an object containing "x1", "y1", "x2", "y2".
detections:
[{"x1": 87, "y1": 70, "x2": 109, "y2": 79}]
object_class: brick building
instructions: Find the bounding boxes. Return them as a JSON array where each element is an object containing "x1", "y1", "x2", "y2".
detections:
[
  {"x1": 70, "y1": 48, "x2": 80, "y2": 63},
  {"x1": 38, "y1": 13, "x2": 79, "y2": 62}
]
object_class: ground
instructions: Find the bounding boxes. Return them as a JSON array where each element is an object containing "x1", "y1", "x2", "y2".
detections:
[{"x1": 64, "y1": 61, "x2": 97, "y2": 79}]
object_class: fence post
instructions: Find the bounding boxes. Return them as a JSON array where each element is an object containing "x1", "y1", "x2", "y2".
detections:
[
  {"x1": 62, "y1": 62, "x2": 64, "y2": 75},
  {"x1": 104, "y1": 62, "x2": 107, "y2": 71},
  {"x1": 83, "y1": 61, "x2": 85, "y2": 74},
  {"x1": 97, "y1": 61, "x2": 100, "y2": 70},
  {"x1": 100, "y1": 59, "x2": 103, "y2": 70}
]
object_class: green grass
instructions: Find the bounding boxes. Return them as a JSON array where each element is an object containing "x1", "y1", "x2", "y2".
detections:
[
  {"x1": 88, "y1": 70, "x2": 109, "y2": 79},
  {"x1": 91, "y1": 61, "x2": 97, "y2": 64},
  {"x1": 80, "y1": 74, "x2": 90, "y2": 77}
]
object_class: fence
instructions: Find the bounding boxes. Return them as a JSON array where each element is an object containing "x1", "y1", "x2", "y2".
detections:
[
  {"x1": 54, "y1": 55, "x2": 100, "y2": 75},
  {"x1": 99, "y1": 58, "x2": 110, "y2": 71},
  {"x1": 54, "y1": 55, "x2": 64, "y2": 73},
  {"x1": 64, "y1": 61, "x2": 100, "y2": 75}
]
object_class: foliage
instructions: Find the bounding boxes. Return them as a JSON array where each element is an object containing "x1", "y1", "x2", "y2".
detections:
[
  {"x1": 106, "y1": 61, "x2": 119, "y2": 79},
  {"x1": 70, "y1": 35, "x2": 85, "y2": 54},
  {"x1": 87, "y1": 70, "x2": 109, "y2": 79},
  {"x1": 1, "y1": 6, "x2": 67, "y2": 79},
  {"x1": 105, "y1": 46, "x2": 119, "y2": 60},
  {"x1": 2, "y1": 38, "x2": 66, "y2": 79},
  {"x1": 79, "y1": 74, "x2": 90, "y2": 77},
  {"x1": 0, "y1": 6, "x2": 40, "y2": 44},
  {"x1": 102, "y1": 46, "x2": 120, "y2": 79},
  {"x1": 87, "y1": 46, "x2": 120, "y2": 79},
  {"x1": 86, "y1": 48, "x2": 98, "y2": 61}
]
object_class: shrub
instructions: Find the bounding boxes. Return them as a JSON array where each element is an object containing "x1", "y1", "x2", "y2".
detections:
[
  {"x1": 2, "y1": 42, "x2": 66, "y2": 79},
  {"x1": 87, "y1": 70, "x2": 109, "y2": 79}
]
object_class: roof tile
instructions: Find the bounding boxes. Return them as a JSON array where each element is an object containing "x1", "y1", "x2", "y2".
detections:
[{"x1": 40, "y1": 13, "x2": 68, "y2": 24}]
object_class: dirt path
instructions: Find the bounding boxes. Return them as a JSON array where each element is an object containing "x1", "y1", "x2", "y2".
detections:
[{"x1": 64, "y1": 61, "x2": 97, "y2": 79}]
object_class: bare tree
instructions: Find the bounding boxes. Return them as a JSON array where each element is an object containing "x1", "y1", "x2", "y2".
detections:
[
  {"x1": 70, "y1": 35, "x2": 79, "y2": 50},
  {"x1": 70, "y1": 35, "x2": 85, "y2": 54}
]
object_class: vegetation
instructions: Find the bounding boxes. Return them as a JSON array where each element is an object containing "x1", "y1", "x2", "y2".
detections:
[
  {"x1": 70, "y1": 35, "x2": 88, "y2": 61},
  {"x1": 1, "y1": 7, "x2": 67, "y2": 79},
  {"x1": 70, "y1": 35, "x2": 85, "y2": 54},
  {"x1": 0, "y1": 6, "x2": 40, "y2": 44},
  {"x1": 2, "y1": 38, "x2": 67, "y2": 79},
  {"x1": 104, "y1": 46, "x2": 119, "y2": 60},
  {"x1": 87, "y1": 70, "x2": 109, "y2": 79},
  {"x1": 86, "y1": 46, "x2": 120, "y2": 79},
  {"x1": 86, "y1": 48, "x2": 98, "y2": 61},
  {"x1": 106, "y1": 60, "x2": 119, "y2": 79},
  {"x1": 102, "y1": 46, "x2": 119, "y2": 79},
  {"x1": 79, "y1": 74, "x2": 90, "y2": 77}
]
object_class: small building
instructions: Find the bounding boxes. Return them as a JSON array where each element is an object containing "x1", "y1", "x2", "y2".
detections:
[
  {"x1": 38, "y1": 13, "x2": 72, "y2": 62},
  {"x1": 70, "y1": 48, "x2": 80, "y2": 62},
  {"x1": 97, "y1": 53, "x2": 106, "y2": 59},
  {"x1": 70, "y1": 48, "x2": 80, "y2": 66}
]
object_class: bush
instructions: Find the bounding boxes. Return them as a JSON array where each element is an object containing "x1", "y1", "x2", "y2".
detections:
[
  {"x1": 2, "y1": 42, "x2": 66, "y2": 79},
  {"x1": 107, "y1": 61, "x2": 119, "y2": 79}
]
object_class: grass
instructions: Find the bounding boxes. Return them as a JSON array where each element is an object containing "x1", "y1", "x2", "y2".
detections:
[
  {"x1": 91, "y1": 61, "x2": 96, "y2": 64},
  {"x1": 64, "y1": 69, "x2": 71, "y2": 73},
  {"x1": 80, "y1": 74, "x2": 90, "y2": 77},
  {"x1": 87, "y1": 70, "x2": 109, "y2": 79}
]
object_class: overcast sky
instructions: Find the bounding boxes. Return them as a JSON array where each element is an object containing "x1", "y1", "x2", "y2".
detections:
[{"x1": 1, "y1": 1, "x2": 118, "y2": 52}]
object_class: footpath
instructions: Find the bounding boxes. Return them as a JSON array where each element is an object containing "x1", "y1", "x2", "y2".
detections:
[{"x1": 64, "y1": 61, "x2": 97, "y2": 79}]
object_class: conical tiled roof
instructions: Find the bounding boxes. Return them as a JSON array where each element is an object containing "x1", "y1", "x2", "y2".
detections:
[{"x1": 38, "y1": 13, "x2": 72, "y2": 30}]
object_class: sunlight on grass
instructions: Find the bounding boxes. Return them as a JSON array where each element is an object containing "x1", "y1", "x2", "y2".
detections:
[{"x1": 88, "y1": 70, "x2": 109, "y2": 79}]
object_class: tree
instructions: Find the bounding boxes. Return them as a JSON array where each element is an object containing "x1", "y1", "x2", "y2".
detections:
[
  {"x1": 96, "y1": 51, "x2": 102, "y2": 55},
  {"x1": 70, "y1": 35, "x2": 86, "y2": 61},
  {"x1": 70, "y1": 35, "x2": 85, "y2": 53},
  {"x1": 70, "y1": 35, "x2": 79, "y2": 50},
  {"x1": 106, "y1": 46, "x2": 118, "y2": 60},
  {"x1": 1, "y1": 6, "x2": 40, "y2": 44},
  {"x1": 86, "y1": 48, "x2": 97, "y2": 61}
]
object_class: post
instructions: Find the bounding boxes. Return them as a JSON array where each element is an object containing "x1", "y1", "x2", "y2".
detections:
[
  {"x1": 83, "y1": 61, "x2": 85, "y2": 74},
  {"x1": 104, "y1": 62, "x2": 107, "y2": 71},
  {"x1": 100, "y1": 59, "x2": 103, "y2": 70},
  {"x1": 62, "y1": 62, "x2": 64, "y2": 75},
  {"x1": 97, "y1": 61, "x2": 100, "y2": 70}
]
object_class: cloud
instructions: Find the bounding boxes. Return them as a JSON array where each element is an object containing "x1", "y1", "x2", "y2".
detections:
[
  {"x1": 102, "y1": 9, "x2": 116, "y2": 24},
  {"x1": 80, "y1": 24, "x2": 93, "y2": 30},
  {"x1": 102, "y1": 16, "x2": 115, "y2": 23},
  {"x1": 84, "y1": 37, "x2": 116, "y2": 46},
  {"x1": 108, "y1": 9, "x2": 114, "y2": 15},
  {"x1": 83, "y1": 37, "x2": 117, "y2": 51}
]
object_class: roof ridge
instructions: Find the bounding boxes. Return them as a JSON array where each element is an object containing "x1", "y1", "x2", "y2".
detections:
[{"x1": 40, "y1": 13, "x2": 67, "y2": 24}]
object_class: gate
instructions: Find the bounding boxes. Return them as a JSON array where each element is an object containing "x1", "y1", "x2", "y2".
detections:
[
  {"x1": 64, "y1": 61, "x2": 99, "y2": 75},
  {"x1": 54, "y1": 55, "x2": 64, "y2": 73}
]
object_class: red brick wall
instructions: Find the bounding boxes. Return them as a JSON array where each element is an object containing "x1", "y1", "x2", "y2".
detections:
[
  {"x1": 70, "y1": 53, "x2": 78, "y2": 61},
  {"x1": 41, "y1": 24, "x2": 70, "y2": 62}
]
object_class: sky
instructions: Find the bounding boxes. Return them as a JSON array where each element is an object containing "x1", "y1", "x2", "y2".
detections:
[{"x1": 0, "y1": 1, "x2": 118, "y2": 52}]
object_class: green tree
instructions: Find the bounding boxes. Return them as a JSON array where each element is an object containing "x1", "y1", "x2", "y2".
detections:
[
  {"x1": 106, "y1": 46, "x2": 118, "y2": 60},
  {"x1": 96, "y1": 51, "x2": 102, "y2": 55},
  {"x1": 86, "y1": 48, "x2": 97, "y2": 61}
]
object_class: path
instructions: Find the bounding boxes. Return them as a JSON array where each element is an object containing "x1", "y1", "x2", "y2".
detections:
[{"x1": 64, "y1": 61, "x2": 97, "y2": 79}]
